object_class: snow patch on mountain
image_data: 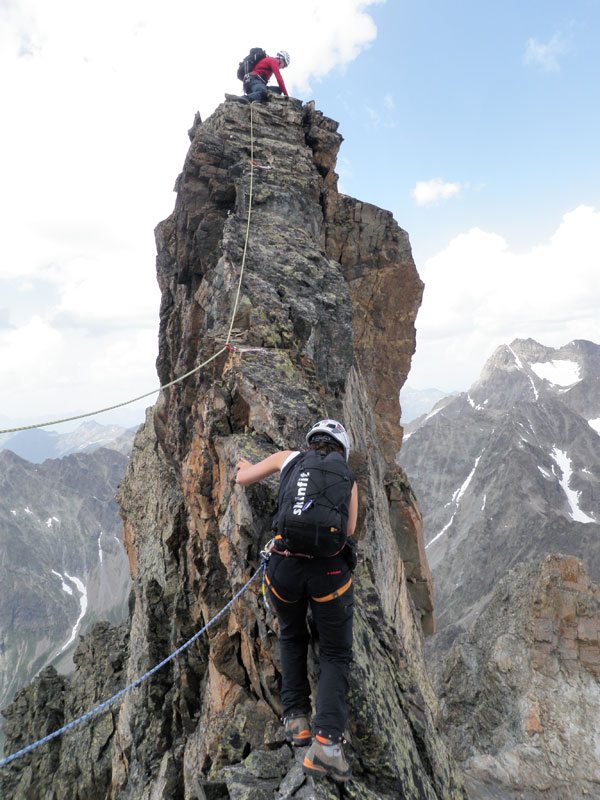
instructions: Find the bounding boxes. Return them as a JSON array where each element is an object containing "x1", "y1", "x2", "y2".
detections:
[
  {"x1": 467, "y1": 394, "x2": 486, "y2": 410},
  {"x1": 507, "y1": 345, "x2": 539, "y2": 399},
  {"x1": 531, "y1": 359, "x2": 581, "y2": 387},
  {"x1": 453, "y1": 454, "x2": 482, "y2": 504},
  {"x1": 507, "y1": 344, "x2": 525, "y2": 370},
  {"x1": 427, "y1": 452, "x2": 484, "y2": 550},
  {"x1": 550, "y1": 447, "x2": 595, "y2": 524},
  {"x1": 58, "y1": 574, "x2": 88, "y2": 654},
  {"x1": 51, "y1": 569, "x2": 73, "y2": 596},
  {"x1": 427, "y1": 512, "x2": 456, "y2": 551},
  {"x1": 589, "y1": 418, "x2": 600, "y2": 435}
]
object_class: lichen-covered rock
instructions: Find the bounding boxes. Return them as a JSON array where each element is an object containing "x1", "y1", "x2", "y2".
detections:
[
  {"x1": 0, "y1": 621, "x2": 128, "y2": 799},
  {"x1": 1, "y1": 96, "x2": 454, "y2": 799},
  {"x1": 437, "y1": 554, "x2": 600, "y2": 799}
]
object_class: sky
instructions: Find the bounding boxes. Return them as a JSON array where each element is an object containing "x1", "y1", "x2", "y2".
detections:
[{"x1": 1, "y1": 0, "x2": 599, "y2": 431}]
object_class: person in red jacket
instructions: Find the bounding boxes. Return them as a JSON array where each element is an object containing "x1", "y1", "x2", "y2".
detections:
[{"x1": 239, "y1": 50, "x2": 290, "y2": 103}]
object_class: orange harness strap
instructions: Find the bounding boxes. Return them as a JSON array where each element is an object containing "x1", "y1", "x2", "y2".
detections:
[
  {"x1": 312, "y1": 576, "x2": 352, "y2": 603},
  {"x1": 265, "y1": 573, "x2": 296, "y2": 604},
  {"x1": 265, "y1": 573, "x2": 352, "y2": 605}
]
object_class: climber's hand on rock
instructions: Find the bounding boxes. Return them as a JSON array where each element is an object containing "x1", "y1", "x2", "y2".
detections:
[{"x1": 237, "y1": 458, "x2": 253, "y2": 474}]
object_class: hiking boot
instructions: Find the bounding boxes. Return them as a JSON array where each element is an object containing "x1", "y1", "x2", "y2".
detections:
[
  {"x1": 302, "y1": 734, "x2": 351, "y2": 782},
  {"x1": 230, "y1": 96, "x2": 249, "y2": 104},
  {"x1": 283, "y1": 713, "x2": 312, "y2": 746}
]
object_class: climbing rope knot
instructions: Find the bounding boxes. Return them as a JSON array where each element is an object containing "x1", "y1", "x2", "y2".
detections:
[{"x1": 250, "y1": 160, "x2": 272, "y2": 170}]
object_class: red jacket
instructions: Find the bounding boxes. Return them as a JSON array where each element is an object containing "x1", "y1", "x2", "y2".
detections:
[{"x1": 251, "y1": 56, "x2": 288, "y2": 96}]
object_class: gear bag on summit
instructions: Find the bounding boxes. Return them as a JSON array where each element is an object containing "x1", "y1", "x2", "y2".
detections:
[{"x1": 273, "y1": 451, "x2": 354, "y2": 557}]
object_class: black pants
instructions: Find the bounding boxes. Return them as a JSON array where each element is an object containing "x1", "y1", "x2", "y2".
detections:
[{"x1": 266, "y1": 552, "x2": 354, "y2": 741}]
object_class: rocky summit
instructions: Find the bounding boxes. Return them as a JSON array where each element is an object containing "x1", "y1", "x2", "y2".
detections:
[{"x1": 0, "y1": 96, "x2": 462, "y2": 799}]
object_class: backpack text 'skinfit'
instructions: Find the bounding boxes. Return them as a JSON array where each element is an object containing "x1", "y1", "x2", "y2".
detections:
[{"x1": 273, "y1": 451, "x2": 354, "y2": 557}]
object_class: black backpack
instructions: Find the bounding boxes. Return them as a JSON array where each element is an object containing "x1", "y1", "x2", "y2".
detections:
[
  {"x1": 237, "y1": 48, "x2": 267, "y2": 81},
  {"x1": 273, "y1": 451, "x2": 354, "y2": 557}
]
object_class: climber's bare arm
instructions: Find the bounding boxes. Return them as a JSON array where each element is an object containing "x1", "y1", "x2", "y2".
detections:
[
  {"x1": 236, "y1": 451, "x2": 294, "y2": 486},
  {"x1": 347, "y1": 483, "x2": 358, "y2": 537}
]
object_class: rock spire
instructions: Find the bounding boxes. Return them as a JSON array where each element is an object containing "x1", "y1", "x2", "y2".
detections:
[{"x1": 1, "y1": 96, "x2": 460, "y2": 800}]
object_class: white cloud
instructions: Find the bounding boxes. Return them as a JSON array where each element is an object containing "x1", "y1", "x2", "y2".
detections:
[
  {"x1": 50, "y1": 250, "x2": 160, "y2": 332},
  {"x1": 412, "y1": 178, "x2": 463, "y2": 207},
  {"x1": 364, "y1": 105, "x2": 381, "y2": 125},
  {"x1": 383, "y1": 93, "x2": 395, "y2": 110},
  {"x1": 0, "y1": 317, "x2": 63, "y2": 378},
  {"x1": 523, "y1": 32, "x2": 570, "y2": 72},
  {"x1": 0, "y1": 0, "x2": 383, "y2": 425},
  {"x1": 410, "y1": 205, "x2": 600, "y2": 392},
  {"x1": 336, "y1": 156, "x2": 354, "y2": 194}
]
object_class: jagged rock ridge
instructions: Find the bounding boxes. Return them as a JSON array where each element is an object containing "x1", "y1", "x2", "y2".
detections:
[
  {"x1": 0, "y1": 420, "x2": 138, "y2": 463},
  {"x1": 402, "y1": 338, "x2": 600, "y2": 652},
  {"x1": 438, "y1": 555, "x2": 600, "y2": 800},
  {"x1": 400, "y1": 338, "x2": 600, "y2": 799},
  {"x1": 0, "y1": 97, "x2": 462, "y2": 799}
]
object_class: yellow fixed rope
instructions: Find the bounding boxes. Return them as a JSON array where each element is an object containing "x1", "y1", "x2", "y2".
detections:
[
  {"x1": 227, "y1": 104, "x2": 254, "y2": 343},
  {"x1": 0, "y1": 106, "x2": 256, "y2": 436}
]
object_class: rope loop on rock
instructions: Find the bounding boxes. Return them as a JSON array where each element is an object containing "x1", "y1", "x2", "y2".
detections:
[
  {"x1": 0, "y1": 560, "x2": 266, "y2": 770},
  {"x1": 0, "y1": 104, "x2": 257, "y2": 436}
]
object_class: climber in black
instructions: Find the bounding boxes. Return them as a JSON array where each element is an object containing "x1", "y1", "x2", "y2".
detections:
[{"x1": 236, "y1": 419, "x2": 357, "y2": 783}]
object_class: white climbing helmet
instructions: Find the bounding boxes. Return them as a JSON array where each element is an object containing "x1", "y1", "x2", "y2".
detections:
[
  {"x1": 306, "y1": 419, "x2": 351, "y2": 461},
  {"x1": 277, "y1": 50, "x2": 290, "y2": 67}
]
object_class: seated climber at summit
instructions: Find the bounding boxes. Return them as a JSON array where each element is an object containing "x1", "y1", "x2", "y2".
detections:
[{"x1": 238, "y1": 50, "x2": 290, "y2": 103}]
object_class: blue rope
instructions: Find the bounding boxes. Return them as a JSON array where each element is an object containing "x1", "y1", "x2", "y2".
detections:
[{"x1": 0, "y1": 561, "x2": 266, "y2": 770}]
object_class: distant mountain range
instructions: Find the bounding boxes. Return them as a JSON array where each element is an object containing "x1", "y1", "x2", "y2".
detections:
[
  {"x1": 0, "y1": 423, "x2": 135, "y2": 748},
  {"x1": 400, "y1": 385, "x2": 454, "y2": 423},
  {"x1": 0, "y1": 419, "x2": 138, "y2": 463},
  {"x1": 400, "y1": 338, "x2": 600, "y2": 657}
]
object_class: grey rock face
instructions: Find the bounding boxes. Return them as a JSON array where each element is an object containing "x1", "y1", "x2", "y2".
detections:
[
  {"x1": 1, "y1": 621, "x2": 129, "y2": 799},
  {"x1": 0, "y1": 447, "x2": 131, "y2": 735},
  {"x1": 401, "y1": 338, "x2": 600, "y2": 654},
  {"x1": 400, "y1": 338, "x2": 600, "y2": 800},
  {"x1": 437, "y1": 555, "x2": 600, "y2": 800}
]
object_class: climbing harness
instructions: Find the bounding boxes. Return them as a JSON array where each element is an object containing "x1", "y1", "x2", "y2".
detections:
[
  {"x1": 0, "y1": 560, "x2": 266, "y2": 770},
  {"x1": 0, "y1": 105, "x2": 260, "y2": 437}
]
